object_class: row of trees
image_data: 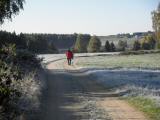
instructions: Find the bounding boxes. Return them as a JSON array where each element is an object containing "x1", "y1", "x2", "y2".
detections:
[
  {"x1": 1, "y1": 30, "x2": 157, "y2": 53},
  {"x1": 105, "y1": 41, "x2": 116, "y2": 52},
  {"x1": 104, "y1": 40, "x2": 126, "y2": 52},
  {"x1": 73, "y1": 2, "x2": 160, "y2": 53},
  {"x1": 74, "y1": 35, "x2": 156, "y2": 53},
  {"x1": 133, "y1": 35, "x2": 156, "y2": 51},
  {"x1": 104, "y1": 35, "x2": 156, "y2": 52},
  {"x1": 74, "y1": 34, "x2": 102, "y2": 53},
  {"x1": 0, "y1": 31, "x2": 58, "y2": 53}
]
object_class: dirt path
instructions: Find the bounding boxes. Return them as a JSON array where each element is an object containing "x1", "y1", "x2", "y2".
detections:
[
  {"x1": 98, "y1": 98, "x2": 147, "y2": 120},
  {"x1": 40, "y1": 58, "x2": 148, "y2": 120}
]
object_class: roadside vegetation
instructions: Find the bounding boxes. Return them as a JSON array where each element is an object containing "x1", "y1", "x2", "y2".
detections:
[
  {"x1": 0, "y1": 1, "x2": 45, "y2": 119},
  {"x1": 0, "y1": 44, "x2": 43, "y2": 119}
]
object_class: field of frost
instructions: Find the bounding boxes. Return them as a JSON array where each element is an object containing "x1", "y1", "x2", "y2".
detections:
[
  {"x1": 90, "y1": 70, "x2": 160, "y2": 103},
  {"x1": 40, "y1": 53, "x2": 160, "y2": 103},
  {"x1": 76, "y1": 53, "x2": 160, "y2": 70}
]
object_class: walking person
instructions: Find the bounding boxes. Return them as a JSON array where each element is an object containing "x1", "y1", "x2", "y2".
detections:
[{"x1": 66, "y1": 49, "x2": 73, "y2": 65}]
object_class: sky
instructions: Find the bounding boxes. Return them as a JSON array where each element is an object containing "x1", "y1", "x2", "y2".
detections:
[{"x1": 1, "y1": 0, "x2": 160, "y2": 35}]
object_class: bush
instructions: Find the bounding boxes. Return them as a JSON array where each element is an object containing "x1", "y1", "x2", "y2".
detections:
[
  {"x1": 0, "y1": 44, "x2": 42, "y2": 119},
  {"x1": 16, "y1": 49, "x2": 42, "y2": 70}
]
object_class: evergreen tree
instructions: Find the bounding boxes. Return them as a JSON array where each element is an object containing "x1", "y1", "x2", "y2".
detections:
[
  {"x1": 105, "y1": 40, "x2": 110, "y2": 52},
  {"x1": 0, "y1": 0, "x2": 25, "y2": 24},
  {"x1": 74, "y1": 34, "x2": 90, "y2": 53},
  {"x1": 110, "y1": 42, "x2": 116, "y2": 52},
  {"x1": 133, "y1": 40, "x2": 141, "y2": 51},
  {"x1": 87, "y1": 36, "x2": 101, "y2": 53},
  {"x1": 118, "y1": 40, "x2": 127, "y2": 51}
]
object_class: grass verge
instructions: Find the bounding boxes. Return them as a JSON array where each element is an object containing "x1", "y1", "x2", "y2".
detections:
[{"x1": 125, "y1": 97, "x2": 160, "y2": 120}]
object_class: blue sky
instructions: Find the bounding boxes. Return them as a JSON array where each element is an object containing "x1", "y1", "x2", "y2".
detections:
[{"x1": 1, "y1": 0, "x2": 159, "y2": 35}]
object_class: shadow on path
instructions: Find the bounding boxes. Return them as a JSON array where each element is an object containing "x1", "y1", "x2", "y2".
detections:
[{"x1": 38, "y1": 70, "x2": 111, "y2": 120}]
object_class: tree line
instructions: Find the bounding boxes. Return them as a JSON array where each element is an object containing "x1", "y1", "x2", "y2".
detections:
[
  {"x1": 133, "y1": 35, "x2": 156, "y2": 51},
  {"x1": 74, "y1": 34, "x2": 102, "y2": 53},
  {"x1": 73, "y1": 34, "x2": 157, "y2": 53},
  {"x1": 0, "y1": 31, "x2": 58, "y2": 53},
  {"x1": 0, "y1": 30, "x2": 102, "y2": 53},
  {"x1": 74, "y1": 3, "x2": 160, "y2": 53},
  {"x1": 104, "y1": 34, "x2": 156, "y2": 52}
]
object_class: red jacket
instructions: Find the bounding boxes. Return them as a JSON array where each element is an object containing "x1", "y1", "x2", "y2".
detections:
[{"x1": 66, "y1": 51, "x2": 73, "y2": 59}]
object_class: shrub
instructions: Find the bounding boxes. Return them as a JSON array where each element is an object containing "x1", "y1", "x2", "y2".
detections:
[{"x1": 0, "y1": 44, "x2": 42, "y2": 119}]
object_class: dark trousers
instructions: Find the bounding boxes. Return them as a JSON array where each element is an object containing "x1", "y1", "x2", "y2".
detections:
[{"x1": 67, "y1": 58, "x2": 71, "y2": 65}]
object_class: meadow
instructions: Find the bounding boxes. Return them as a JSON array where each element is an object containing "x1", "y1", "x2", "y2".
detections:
[
  {"x1": 76, "y1": 53, "x2": 160, "y2": 70},
  {"x1": 76, "y1": 53, "x2": 160, "y2": 120}
]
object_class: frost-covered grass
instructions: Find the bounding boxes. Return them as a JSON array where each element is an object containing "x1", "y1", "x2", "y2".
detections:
[
  {"x1": 76, "y1": 53, "x2": 160, "y2": 70},
  {"x1": 125, "y1": 97, "x2": 160, "y2": 120},
  {"x1": 0, "y1": 45, "x2": 44, "y2": 119},
  {"x1": 16, "y1": 72, "x2": 41, "y2": 111},
  {"x1": 9, "y1": 70, "x2": 45, "y2": 119},
  {"x1": 90, "y1": 70, "x2": 160, "y2": 120},
  {"x1": 76, "y1": 53, "x2": 160, "y2": 101},
  {"x1": 91, "y1": 70, "x2": 160, "y2": 96}
]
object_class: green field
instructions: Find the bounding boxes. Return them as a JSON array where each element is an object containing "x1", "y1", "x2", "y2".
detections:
[{"x1": 76, "y1": 53, "x2": 160, "y2": 70}]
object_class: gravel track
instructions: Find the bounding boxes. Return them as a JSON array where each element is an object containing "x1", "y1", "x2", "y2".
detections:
[
  {"x1": 39, "y1": 58, "x2": 111, "y2": 120},
  {"x1": 37, "y1": 55, "x2": 148, "y2": 120}
]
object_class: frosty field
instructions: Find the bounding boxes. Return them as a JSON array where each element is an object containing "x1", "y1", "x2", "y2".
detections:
[
  {"x1": 90, "y1": 70, "x2": 160, "y2": 99},
  {"x1": 76, "y1": 53, "x2": 160, "y2": 120},
  {"x1": 76, "y1": 53, "x2": 160, "y2": 70},
  {"x1": 40, "y1": 53, "x2": 160, "y2": 99},
  {"x1": 76, "y1": 53, "x2": 160, "y2": 105}
]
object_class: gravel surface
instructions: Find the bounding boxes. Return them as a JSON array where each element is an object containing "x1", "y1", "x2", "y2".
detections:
[{"x1": 36, "y1": 54, "x2": 153, "y2": 120}]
